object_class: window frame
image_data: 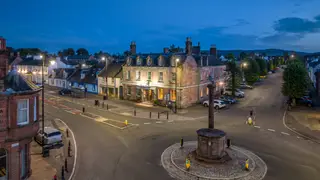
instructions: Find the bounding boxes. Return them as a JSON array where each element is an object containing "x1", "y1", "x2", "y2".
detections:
[
  {"x1": 33, "y1": 97, "x2": 37, "y2": 121},
  {"x1": 17, "y1": 99, "x2": 29, "y2": 126},
  {"x1": 136, "y1": 71, "x2": 141, "y2": 81},
  {"x1": 147, "y1": 72, "x2": 152, "y2": 81},
  {"x1": 158, "y1": 72, "x2": 164, "y2": 82}
]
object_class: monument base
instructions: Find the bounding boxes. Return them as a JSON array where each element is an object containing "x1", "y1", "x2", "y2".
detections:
[{"x1": 194, "y1": 128, "x2": 231, "y2": 163}]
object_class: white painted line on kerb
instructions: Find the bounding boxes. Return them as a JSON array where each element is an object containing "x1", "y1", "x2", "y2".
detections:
[
  {"x1": 52, "y1": 106, "x2": 58, "y2": 109},
  {"x1": 281, "y1": 132, "x2": 290, "y2": 136},
  {"x1": 254, "y1": 126, "x2": 260, "y2": 128},
  {"x1": 168, "y1": 120, "x2": 174, "y2": 123},
  {"x1": 267, "y1": 129, "x2": 275, "y2": 132},
  {"x1": 156, "y1": 121, "x2": 163, "y2": 124},
  {"x1": 144, "y1": 122, "x2": 151, "y2": 125}
]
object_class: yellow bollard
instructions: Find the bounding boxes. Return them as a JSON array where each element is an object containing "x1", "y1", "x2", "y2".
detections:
[
  {"x1": 124, "y1": 120, "x2": 128, "y2": 126},
  {"x1": 245, "y1": 159, "x2": 249, "y2": 171},
  {"x1": 248, "y1": 117, "x2": 253, "y2": 126},
  {"x1": 185, "y1": 158, "x2": 191, "y2": 171}
]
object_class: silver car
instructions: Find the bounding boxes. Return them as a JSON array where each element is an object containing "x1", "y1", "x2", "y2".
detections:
[{"x1": 35, "y1": 127, "x2": 62, "y2": 145}]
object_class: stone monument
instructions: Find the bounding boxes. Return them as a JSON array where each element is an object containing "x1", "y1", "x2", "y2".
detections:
[{"x1": 193, "y1": 83, "x2": 230, "y2": 163}]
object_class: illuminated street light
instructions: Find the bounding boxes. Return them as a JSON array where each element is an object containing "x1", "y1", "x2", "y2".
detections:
[
  {"x1": 219, "y1": 81, "x2": 224, "y2": 86},
  {"x1": 82, "y1": 64, "x2": 86, "y2": 67},
  {"x1": 176, "y1": 58, "x2": 179, "y2": 62},
  {"x1": 50, "y1": 60, "x2": 56, "y2": 65},
  {"x1": 243, "y1": 62, "x2": 247, "y2": 67},
  {"x1": 290, "y1": 54, "x2": 294, "y2": 58},
  {"x1": 101, "y1": 57, "x2": 106, "y2": 61}
]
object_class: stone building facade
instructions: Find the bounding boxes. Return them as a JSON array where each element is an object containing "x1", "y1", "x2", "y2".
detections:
[
  {"x1": 0, "y1": 38, "x2": 40, "y2": 180},
  {"x1": 122, "y1": 38, "x2": 226, "y2": 108}
]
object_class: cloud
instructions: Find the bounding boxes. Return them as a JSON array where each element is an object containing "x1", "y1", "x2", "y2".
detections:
[
  {"x1": 273, "y1": 17, "x2": 320, "y2": 33},
  {"x1": 259, "y1": 33, "x2": 304, "y2": 43}
]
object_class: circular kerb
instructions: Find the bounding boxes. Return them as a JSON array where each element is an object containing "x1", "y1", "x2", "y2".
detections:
[
  {"x1": 161, "y1": 141, "x2": 267, "y2": 180},
  {"x1": 196, "y1": 128, "x2": 226, "y2": 138}
]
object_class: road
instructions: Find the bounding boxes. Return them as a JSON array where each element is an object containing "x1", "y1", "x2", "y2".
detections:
[{"x1": 43, "y1": 71, "x2": 320, "y2": 180}]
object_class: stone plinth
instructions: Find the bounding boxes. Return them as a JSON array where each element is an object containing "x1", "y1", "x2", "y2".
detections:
[{"x1": 195, "y1": 128, "x2": 229, "y2": 163}]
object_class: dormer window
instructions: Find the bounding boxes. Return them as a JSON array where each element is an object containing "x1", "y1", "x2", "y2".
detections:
[
  {"x1": 158, "y1": 56, "x2": 164, "y2": 66},
  {"x1": 136, "y1": 56, "x2": 142, "y2": 66},
  {"x1": 126, "y1": 57, "x2": 132, "y2": 65},
  {"x1": 147, "y1": 56, "x2": 152, "y2": 66}
]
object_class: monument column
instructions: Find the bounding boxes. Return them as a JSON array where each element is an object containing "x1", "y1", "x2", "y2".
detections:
[{"x1": 208, "y1": 84, "x2": 215, "y2": 129}]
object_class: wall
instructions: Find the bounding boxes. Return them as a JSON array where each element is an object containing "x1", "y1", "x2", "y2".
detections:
[{"x1": 98, "y1": 77, "x2": 107, "y2": 95}]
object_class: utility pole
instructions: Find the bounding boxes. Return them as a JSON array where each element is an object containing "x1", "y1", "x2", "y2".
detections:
[{"x1": 41, "y1": 54, "x2": 45, "y2": 155}]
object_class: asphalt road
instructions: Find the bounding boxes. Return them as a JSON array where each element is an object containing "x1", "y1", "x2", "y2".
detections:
[{"x1": 43, "y1": 70, "x2": 320, "y2": 180}]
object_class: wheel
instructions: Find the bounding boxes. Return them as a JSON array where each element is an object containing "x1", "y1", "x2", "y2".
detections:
[
  {"x1": 204, "y1": 103, "x2": 208, "y2": 107},
  {"x1": 215, "y1": 105, "x2": 219, "y2": 109},
  {"x1": 307, "y1": 103, "x2": 312, "y2": 107}
]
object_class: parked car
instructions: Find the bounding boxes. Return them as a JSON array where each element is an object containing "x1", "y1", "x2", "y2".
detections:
[
  {"x1": 35, "y1": 127, "x2": 63, "y2": 146},
  {"x1": 59, "y1": 88, "x2": 72, "y2": 96},
  {"x1": 271, "y1": 70, "x2": 276, "y2": 73},
  {"x1": 224, "y1": 88, "x2": 245, "y2": 98},
  {"x1": 203, "y1": 99, "x2": 226, "y2": 109},
  {"x1": 35, "y1": 83, "x2": 43, "y2": 88},
  {"x1": 239, "y1": 83, "x2": 253, "y2": 89},
  {"x1": 219, "y1": 95, "x2": 237, "y2": 104},
  {"x1": 296, "y1": 96, "x2": 313, "y2": 107}
]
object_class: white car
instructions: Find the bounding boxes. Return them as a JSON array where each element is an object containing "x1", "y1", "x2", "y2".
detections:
[
  {"x1": 35, "y1": 127, "x2": 62, "y2": 145},
  {"x1": 224, "y1": 89, "x2": 245, "y2": 98},
  {"x1": 203, "y1": 99, "x2": 226, "y2": 109}
]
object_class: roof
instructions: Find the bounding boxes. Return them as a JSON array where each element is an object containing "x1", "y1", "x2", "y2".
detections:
[
  {"x1": 309, "y1": 61, "x2": 320, "y2": 68},
  {"x1": 66, "y1": 55, "x2": 91, "y2": 60},
  {"x1": 60, "y1": 58, "x2": 80, "y2": 65},
  {"x1": 18, "y1": 57, "x2": 49, "y2": 66},
  {"x1": 1, "y1": 69, "x2": 40, "y2": 94},
  {"x1": 98, "y1": 63, "x2": 123, "y2": 78},
  {"x1": 52, "y1": 68, "x2": 76, "y2": 79},
  {"x1": 68, "y1": 67, "x2": 102, "y2": 84}
]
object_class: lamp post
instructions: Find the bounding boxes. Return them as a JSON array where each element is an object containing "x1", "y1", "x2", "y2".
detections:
[
  {"x1": 241, "y1": 62, "x2": 247, "y2": 82},
  {"x1": 175, "y1": 58, "x2": 179, "y2": 113},
  {"x1": 40, "y1": 54, "x2": 45, "y2": 155}
]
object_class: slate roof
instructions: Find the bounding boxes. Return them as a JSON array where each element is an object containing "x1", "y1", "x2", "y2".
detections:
[
  {"x1": 68, "y1": 67, "x2": 102, "y2": 84},
  {"x1": 60, "y1": 58, "x2": 81, "y2": 65},
  {"x1": 66, "y1": 55, "x2": 91, "y2": 60},
  {"x1": 18, "y1": 57, "x2": 49, "y2": 66},
  {"x1": 1, "y1": 69, "x2": 40, "y2": 94},
  {"x1": 51, "y1": 68, "x2": 76, "y2": 79},
  {"x1": 309, "y1": 61, "x2": 320, "y2": 68},
  {"x1": 98, "y1": 63, "x2": 123, "y2": 78}
]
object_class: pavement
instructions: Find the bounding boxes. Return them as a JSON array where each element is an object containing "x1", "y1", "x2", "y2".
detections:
[
  {"x1": 41, "y1": 70, "x2": 320, "y2": 180},
  {"x1": 29, "y1": 112, "x2": 76, "y2": 180}
]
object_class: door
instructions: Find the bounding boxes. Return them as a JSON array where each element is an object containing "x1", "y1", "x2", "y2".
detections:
[{"x1": 119, "y1": 86, "x2": 123, "y2": 99}]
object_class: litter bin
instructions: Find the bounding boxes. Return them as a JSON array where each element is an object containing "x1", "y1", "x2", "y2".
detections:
[
  {"x1": 103, "y1": 96, "x2": 107, "y2": 100},
  {"x1": 42, "y1": 148, "x2": 50, "y2": 157},
  {"x1": 95, "y1": 100, "x2": 98, "y2": 106}
]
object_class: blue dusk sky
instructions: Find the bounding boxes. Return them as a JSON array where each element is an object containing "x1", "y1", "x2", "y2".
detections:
[{"x1": 2, "y1": 0, "x2": 320, "y2": 54}]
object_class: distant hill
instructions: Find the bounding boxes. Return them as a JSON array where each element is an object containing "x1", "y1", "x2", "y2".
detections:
[{"x1": 217, "y1": 49, "x2": 311, "y2": 57}]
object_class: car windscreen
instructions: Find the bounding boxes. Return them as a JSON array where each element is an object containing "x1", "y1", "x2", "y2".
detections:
[{"x1": 48, "y1": 131, "x2": 61, "y2": 137}]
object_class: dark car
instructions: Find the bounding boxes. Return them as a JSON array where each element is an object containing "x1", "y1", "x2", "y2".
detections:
[
  {"x1": 239, "y1": 83, "x2": 253, "y2": 89},
  {"x1": 219, "y1": 95, "x2": 237, "y2": 104},
  {"x1": 59, "y1": 89, "x2": 72, "y2": 96},
  {"x1": 293, "y1": 96, "x2": 313, "y2": 107}
]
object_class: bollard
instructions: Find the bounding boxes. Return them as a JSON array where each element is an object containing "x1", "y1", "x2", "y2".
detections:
[
  {"x1": 53, "y1": 174, "x2": 57, "y2": 180},
  {"x1": 158, "y1": 112, "x2": 160, "y2": 119},
  {"x1": 180, "y1": 138, "x2": 184, "y2": 148},
  {"x1": 167, "y1": 111, "x2": 169, "y2": 120},
  {"x1": 107, "y1": 104, "x2": 109, "y2": 110},
  {"x1": 245, "y1": 159, "x2": 249, "y2": 171},
  {"x1": 61, "y1": 166, "x2": 65, "y2": 179},
  {"x1": 149, "y1": 112, "x2": 152, "y2": 118},
  {"x1": 64, "y1": 158, "x2": 68, "y2": 172},
  {"x1": 66, "y1": 129, "x2": 69, "y2": 138},
  {"x1": 227, "y1": 139, "x2": 231, "y2": 148},
  {"x1": 82, "y1": 107, "x2": 85, "y2": 113},
  {"x1": 124, "y1": 120, "x2": 128, "y2": 126},
  {"x1": 102, "y1": 102, "x2": 104, "y2": 108},
  {"x1": 68, "y1": 146, "x2": 71, "y2": 157},
  {"x1": 134, "y1": 109, "x2": 136, "y2": 116},
  {"x1": 68, "y1": 140, "x2": 71, "y2": 148},
  {"x1": 185, "y1": 158, "x2": 190, "y2": 171}
]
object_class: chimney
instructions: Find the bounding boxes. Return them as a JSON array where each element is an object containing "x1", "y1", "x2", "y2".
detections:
[
  {"x1": 192, "y1": 42, "x2": 201, "y2": 55},
  {"x1": 185, "y1": 37, "x2": 192, "y2": 55},
  {"x1": 0, "y1": 37, "x2": 6, "y2": 50},
  {"x1": 130, "y1": 41, "x2": 136, "y2": 55},
  {"x1": 163, "y1": 47, "x2": 169, "y2": 54},
  {"x1": 210, "y1": 44, "x2": 217, "y2": 58}
]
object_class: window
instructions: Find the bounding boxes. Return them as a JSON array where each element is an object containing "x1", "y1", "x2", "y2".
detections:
[
  {"x1": 170, "y1": 89, "x2": 176, "y2": 101},
  {"x1": 126, "y1": 71, "x2": 131, "y2": 80},
  {"x1": 17, "y1": 99, "x2": 29, "y2": 125},
  {"x1": 34, "y1": 97, "x2": 37, "y2": 121},
  {"x1": 200, "y1": 88, "x2": 203, "y2": 97},
  {"x1": 20, "y1": 145, "x2": 26, "y2": 178},
  {"x1": 158, "y1": 88, "x2": 164, "y2": 100},
  {"x1": 111, "y1": 78, "x2": 114, "y2": 83},
  {"x1": 0, "y1": 148, "x2": 7, "y2": 179},
  {"x1": 147, "y1": 72, "x2": 152, "y2": 80},
  {"x1": 159, "y1": 72, "x2": 163, "y2": 82},
  {"x1": 127, "y1": 86, "x2": 131, "y2": 95},
  {"x1": 206, "y1": 87, "x2": 209, "y2": 95},
  {"x1": 171, "y1": 72, "x2": 176, "y2": 81},
  {"x1": 136, "y1": 71, "x2": 141, "y2": 81},
  {"x1": 136, "y1": 57, "x2": 141, "y2": 66}
]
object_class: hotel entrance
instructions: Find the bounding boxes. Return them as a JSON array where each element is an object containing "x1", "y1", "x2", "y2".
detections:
[{"x1": 142, "y1": 89, "x2": 154, "y2": 102}]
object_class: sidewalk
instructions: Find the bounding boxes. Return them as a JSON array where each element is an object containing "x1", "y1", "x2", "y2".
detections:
[
  {"x1": 285, "y1": 108, "x2": 320, "y2": 143},
  {"x1": 29, "y1": 114, "x2": 76, "y2": 180}
]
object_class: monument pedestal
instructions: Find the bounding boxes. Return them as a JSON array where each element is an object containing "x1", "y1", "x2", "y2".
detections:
[{"x1": 192, "y1": 128, "x2": 231, "y2": 163}]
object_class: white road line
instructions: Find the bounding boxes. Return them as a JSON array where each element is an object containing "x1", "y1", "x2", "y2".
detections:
[
  {"x1": 297, "y1": 136, "x2": 301, "y2": 139},
  {"x1": 156, "y1": 121, "x2": 163, "y2": 124},
  {"x1": 254, "y1": 126, "x2": 260, "y2": 128},
  {"x1": 144, "y1": 122, "x2": 151, "y2": 125},
  {"x1": 267, "y1": 129, "x2": 275, "y2": 132},
  {"x1": 52, "y1": 106, "x2": 58, "y2": 109},
  {"x1": 281, "y1": 132, "x2": 290, "y2": 136},
  {"x1": 168, "y1": 120, "x2": 174, "y2": 123}
]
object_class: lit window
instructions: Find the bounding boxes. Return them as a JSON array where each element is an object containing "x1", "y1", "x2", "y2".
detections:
[
  {"x1": 127, "y1": 71, "x2": 131, "y2": 80},
  {"x1": 111, "y1": 78, "x2": 114, "y2": 83},
  {"x1": 34, "y1": 97, "x2": 37, "y2": 121},
  {"x1": 148, "y1": 72, "x2": 152, "y2": 80},
  {"x1": 159, "y1": 72, "x2": 163, "y2": 82},
  {"x1": 171, "y1": 72, "x2": 176, "y2": 81},
  {"x1": 200, "y1": 88, "x2": 203, "y2": 97},
  {"x1": 136, "y1": 71, "x2": 140, "y2": 81},
  {"x1": 170, "y1": 89, "x2": 176, "y2": 101},
  {"x1": 206, "y1": 87, "x2": 209, "y2": 95},
  {"x1": 17, "y1": 99, "x2": 29, "y2": 125},
  {"x1": 158, "y1": 88, "x2": 164, "y2": 100}
]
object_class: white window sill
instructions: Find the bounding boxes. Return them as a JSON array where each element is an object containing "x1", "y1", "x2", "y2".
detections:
[{"x1": 18, "y1": 121, "x2": 29, "y2": 126}]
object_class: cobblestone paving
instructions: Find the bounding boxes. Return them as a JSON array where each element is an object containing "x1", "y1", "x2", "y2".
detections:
[{"x1": 161, "y1": 141, "x2": 267, "y2": 180}]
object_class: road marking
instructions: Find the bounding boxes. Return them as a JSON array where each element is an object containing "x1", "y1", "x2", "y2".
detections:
[
  {"x1": 65, "y1": 111, "x2": 76, "y2": 114},
  {"x1": 52, "y1": 106, "x2": 58, "y2": 109},
  {"x1": 156, "y1": 121, "x2": 163, "y2": 124},
  {"x1": 281, "y1": 132, "x2": 290, "y2": 136},
  {"x1": 297, "y1": 136, "x2": 301, "y2": 139},
  {"x1": 144, "y1": 122, "x2": 151, "y2": 125},
  {"x1": 117, "y1": 136, "x2": 129, "y2": 148},
  {"x1": 254, "y1": 126, "x2": 260, "y2": 128},
  {"x1": 168, "y1": 120, "x2": 174, "y2": 123},
  {"x1": 267, "y1": 129, "x2": 275, "y2": 132}
]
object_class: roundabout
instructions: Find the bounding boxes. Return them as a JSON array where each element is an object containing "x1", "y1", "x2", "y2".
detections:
[{"x1": 161, "y1": 141, "x2": 268, "y2": 180}]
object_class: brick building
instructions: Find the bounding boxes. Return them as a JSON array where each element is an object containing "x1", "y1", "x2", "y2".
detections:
[
  {"x1": 122, "y1": 38, "x2": 227, "y2": 108},
  {"x1": 0, "y1": 38, "x2": 40, "y2": 179}
]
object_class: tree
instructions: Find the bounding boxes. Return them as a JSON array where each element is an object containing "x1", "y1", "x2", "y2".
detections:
[
  {"x1": 261, "y1": 52, "x2": 267, "y2": 57},
  {"x1": 60, "y1": 48, "x2": 75, "y2": 56},
  {"x1": 16, "y1": 48, "x2": 42, "y2": 56},
  {"x1": 267, "y1": 60, "x2": 274, "y2": 71},
  {"x1": 226, "y1": 59, "x2": 241, "y2": 96},
  {"x1": 225, "y1": 53, "x2": 235, "y2": 61},
  {"x1": 282, "y1": 60, "x2": 310, "y2": 105},
  {"x1": 244, "y1": 59, "x2": 260, "y2": 85},
  {"x1": 256, "y1": 58, "x2": 267, "y2": 75},
  {"x1": 76, "y1": 48, "x2": 89, "y2": 56},
  {"x1": 123, "y1": 50, "x2": 132, "y2": 56},
  {"x1": 239, "y1": 52, "x2": 247, "y2": 60},
  {"x1": 168, "y1": 44, "x2": 182, "y2": 53}
]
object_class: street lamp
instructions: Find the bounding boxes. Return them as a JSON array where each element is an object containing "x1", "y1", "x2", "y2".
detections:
[
  {"x1": 40, "y1": 54, "x2": 45, "y2": 156},
  {"x1": 175, "y1": 58, "x2": 179, "y2": 113},
  {"x1": 241, "y1": 62, "x2": 248, "y2": 82},
  {"x1": 50, "y1": 60, "x2": 56, "y2": 65},
  {"x1": 101, "y1": 57, "x2": 106, "y2": 61}
]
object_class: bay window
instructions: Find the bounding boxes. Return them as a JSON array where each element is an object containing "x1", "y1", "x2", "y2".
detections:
[{"x1": 17, "y1": 99, "x2": 29, "y2": 125}]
